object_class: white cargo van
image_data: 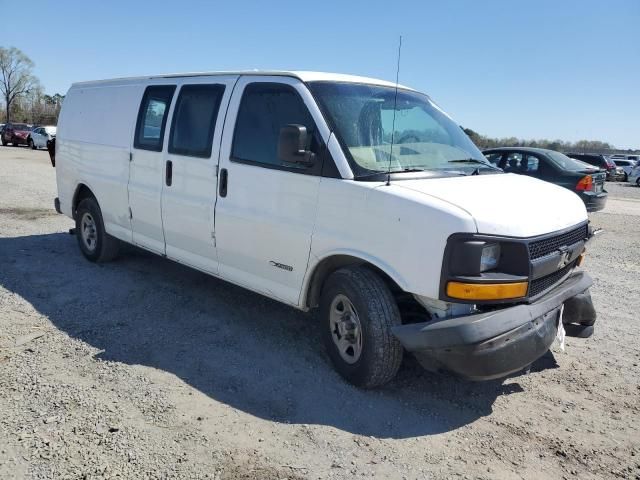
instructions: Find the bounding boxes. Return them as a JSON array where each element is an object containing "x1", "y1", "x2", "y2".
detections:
[{"x1": 55, "y1": 71, "x2": 598, "y2": 387}]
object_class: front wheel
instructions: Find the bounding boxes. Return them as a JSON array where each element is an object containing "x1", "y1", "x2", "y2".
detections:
[
  {"x1": 320, "y1": 266, "x2": 403, "y2": 388},
  {"x1": 75, "y1": 197, "x2": 120, "y2": 262},
  {"x1": 28, "y1": 138, "x2": 36, "y2": 150}
]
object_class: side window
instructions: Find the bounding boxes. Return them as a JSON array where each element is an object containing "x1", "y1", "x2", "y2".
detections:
[
  {"x1": 503, "y1": 152, "x2": 523, "y2": 172},
  {"x1": 134, "y1": 85, "x2": 176, "y2": 152},
  {"x1": 169, "y1": 84, "x2": 225, "y2": 158},
  {"x1": 232, "y1": 83, "x2": 317, "y2": 169},
  {"x1": 523, "y1": 154, "x2": 541, "y2": 173}
]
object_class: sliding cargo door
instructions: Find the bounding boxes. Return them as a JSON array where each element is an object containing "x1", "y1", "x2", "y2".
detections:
[
  {"x1": 128, "y1": 84, "x2": 176, "y2": 254},
  {"x1": 160, "y1": 77, "x2": 236, "y2": 274}
]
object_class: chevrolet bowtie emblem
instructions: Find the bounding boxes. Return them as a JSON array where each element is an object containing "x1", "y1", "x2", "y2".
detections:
[{"x1": 557, "y1": 248, "x2": 571, "y2": 269}]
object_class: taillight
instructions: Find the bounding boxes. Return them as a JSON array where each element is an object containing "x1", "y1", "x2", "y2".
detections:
[{"x1": 576, "y1": 175, "x2": 593, "y2": 191}]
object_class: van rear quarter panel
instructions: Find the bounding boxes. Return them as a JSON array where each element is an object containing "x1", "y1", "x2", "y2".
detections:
[{"x1": 57, "y1": 82, "x2": 145, "y2": 241}]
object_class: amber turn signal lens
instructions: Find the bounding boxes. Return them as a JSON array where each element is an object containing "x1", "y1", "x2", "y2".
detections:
[{"x1": 447, "y1": 281, "x2": 528, "y2": 300}]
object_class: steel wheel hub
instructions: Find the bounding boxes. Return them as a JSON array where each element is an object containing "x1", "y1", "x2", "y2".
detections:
[
  {"x1": 80, "y1": 212, "x2": 98, "y2": 252},
  {"x1": 329, "y1": 294, "x2": 363, "y2": 364}
]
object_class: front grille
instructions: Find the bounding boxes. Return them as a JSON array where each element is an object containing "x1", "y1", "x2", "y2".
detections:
[
  {"x1": 528, "y1": 261, "x2": 576, "y2": 297},
  {"x1": 528, "y1": 224, "x2": 588, "y2": 260}
]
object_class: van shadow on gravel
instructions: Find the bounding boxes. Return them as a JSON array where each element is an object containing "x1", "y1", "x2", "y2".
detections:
[{"x1": 0, "y1": 233, "x2": 559, "y2": 439}]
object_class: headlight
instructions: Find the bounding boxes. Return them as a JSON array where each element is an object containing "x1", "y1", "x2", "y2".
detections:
[
  {"x1": 449, "y1": 240, "x2": 502, "y2": 275},
  {"x1": 480, "y1": 243, "x2": 500, "y2": 272}
]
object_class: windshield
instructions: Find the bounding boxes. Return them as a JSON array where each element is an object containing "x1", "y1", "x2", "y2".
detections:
[
  {"x1": 13, "y1": 124, "x2": 30, "y2": 130},
  {"x1": 547, "y1": 151, "x2": 598, "y2": 171},
  {"x1": 308, "y1": 82, "x2": 488, "y2": 177}
]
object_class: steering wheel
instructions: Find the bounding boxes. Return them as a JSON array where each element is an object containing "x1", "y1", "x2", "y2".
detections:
[{"x1": 397, "y1": 134, "x2": 419, "y2": 144}]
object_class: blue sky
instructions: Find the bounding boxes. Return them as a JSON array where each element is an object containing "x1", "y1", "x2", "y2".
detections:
[{"x1": 3, "y1": 0, "x2": 639, "y2": 148}]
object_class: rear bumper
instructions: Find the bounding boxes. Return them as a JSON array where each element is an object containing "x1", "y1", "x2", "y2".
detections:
[
  {"x1": 580, "y1": 191, "x2": 607, "y2": 212},
  {"x1": 392, "y1": 271, "x2": 595, "y2": 380}
]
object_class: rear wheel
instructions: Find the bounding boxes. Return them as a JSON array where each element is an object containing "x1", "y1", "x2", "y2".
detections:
[
  {"x1": 320, "y1": 266, "x2": 403, "y2": 388},
  {"x1": 75, "y1": 197, "x2": 120, "y2": 262}
]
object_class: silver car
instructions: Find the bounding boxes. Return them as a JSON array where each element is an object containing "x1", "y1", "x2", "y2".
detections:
[{"x1": 629, "y1": 162, "x2": 640, "y2": 186}]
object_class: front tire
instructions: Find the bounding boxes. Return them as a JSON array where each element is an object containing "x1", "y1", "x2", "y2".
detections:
[
  {"x1": 28, "y1": 138, "x2": 36, "y2": 150},
  {"x1": 75, "y1": 197, "x2": 120, "y2": 262},
  {"x1": 320, "y1": 266, "x2": 403, "y2": 388}
]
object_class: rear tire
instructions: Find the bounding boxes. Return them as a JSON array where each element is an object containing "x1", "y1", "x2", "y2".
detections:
[
  {"x1": 75, "y1": 197, "x2": 120, "y2": 262},
  {"x1": 320, "y1": 266, "x2": 403, "y2": 388}
]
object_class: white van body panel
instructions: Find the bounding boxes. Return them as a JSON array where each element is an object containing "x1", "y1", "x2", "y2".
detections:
[
  {"x1": 394, "y1": 173, "x2": 587, "y2": 237},
  {"x1": 214, "y1": 75, "x2": 332, "y2": 305},
  {"x1": 56, "y1": 82, "x2": 143, "y2": 242}
]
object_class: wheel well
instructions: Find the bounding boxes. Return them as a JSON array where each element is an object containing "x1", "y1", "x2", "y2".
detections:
[
  {"x1": 305, "y1": 255, "x2": 402, "y2": 310},
  {"x1": 72, "y1": 184, "x2": 96, "y2": 219}
]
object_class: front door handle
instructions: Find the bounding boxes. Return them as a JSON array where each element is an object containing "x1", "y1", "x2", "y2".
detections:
[
  {"x1": 219, "y1": 168, "x2": 228, "y2": 197},
  {"x1": 166, "y1": 160, "x2": 173, "y2": 186}
]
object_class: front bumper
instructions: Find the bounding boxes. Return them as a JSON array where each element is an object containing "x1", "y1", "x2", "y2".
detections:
[{"x1": 392, "y1": 271, "x2": 595, "y2": 380}]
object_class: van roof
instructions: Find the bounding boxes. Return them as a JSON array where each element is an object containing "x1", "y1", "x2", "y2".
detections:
[{"x1": 71, "y1": 70, "x2": 414, "y2": 91}]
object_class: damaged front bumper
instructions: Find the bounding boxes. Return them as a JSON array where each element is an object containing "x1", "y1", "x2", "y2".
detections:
[{"x1": 392, "y1": 271, "x2": 595, "y2": 380}]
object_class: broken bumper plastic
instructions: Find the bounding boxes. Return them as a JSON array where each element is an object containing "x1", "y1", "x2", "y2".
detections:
[{"x1": 392, "y1": 271, "x2": 595, "y2": 380}]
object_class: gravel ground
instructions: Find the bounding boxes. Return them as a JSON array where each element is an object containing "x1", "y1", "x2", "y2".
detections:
[{"x1": 0, "y1": 147, "x2": 639, "y2": 480}]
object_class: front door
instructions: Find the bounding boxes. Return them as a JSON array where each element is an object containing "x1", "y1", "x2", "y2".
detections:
[
  {"x1": 128, "y1": 84, "x2": 176, "y2": 254},
  {"x1": 160, "y1": 77, "x2": 237, "y2": 274},
  {"x1": 214, "y1": 77, "x2": 327, "y2": 305}
]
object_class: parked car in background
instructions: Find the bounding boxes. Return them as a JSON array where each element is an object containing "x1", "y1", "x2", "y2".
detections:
[
  {"x1": 484, "y1": 147, "x2": 607, "y2": 212},
  {"x1": 29, "y1": 125, "x2": 57, "y2": 150},
  {"x1": 629, "y1": 162, "x2": 640, "y2": 186},
  {"x1": 1, "y1": 123, "x2": 33, "y2": 146},
  {"x1": 626, "y1": 154, "x2": 639, "y2": 164},
  {"x1": 565, "y1": 153, "x2": 616, "y2": 180},
  {"x1": 613, "y1": 159, "x2": 636, "y2": 181}
]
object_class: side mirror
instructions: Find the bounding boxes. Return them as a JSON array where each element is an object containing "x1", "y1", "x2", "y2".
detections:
[{"x1": 278, "y1": 124, "x2": 315, "y2": 167}]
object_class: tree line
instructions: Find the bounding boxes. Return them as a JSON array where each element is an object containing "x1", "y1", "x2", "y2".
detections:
[
  {"x1": 463, "y1": 128, "x2": 638, "y2": 155},
  {"x1": 0, "y1": 47, "x2": 64, "y2": 125}
]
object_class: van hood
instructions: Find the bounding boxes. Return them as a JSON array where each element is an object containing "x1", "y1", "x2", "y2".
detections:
[{"x1": 390, "y1": 173, "x2": 587, "y2": 237}]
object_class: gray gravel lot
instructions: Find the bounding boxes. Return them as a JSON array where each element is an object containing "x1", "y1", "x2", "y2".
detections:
[{"x1": 0, "y1": 147, "x2": 639, "y2": 479}]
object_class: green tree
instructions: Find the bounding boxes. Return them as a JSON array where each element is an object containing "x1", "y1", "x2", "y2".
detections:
[{"x1": 0, "y1": 47, "x2": 39, "y2": 122}]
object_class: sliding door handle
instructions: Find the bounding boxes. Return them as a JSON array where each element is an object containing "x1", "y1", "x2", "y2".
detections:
[
  {"x1": 165, "y1": 160, "x2": 173, "y2": 186},
  {"x1": 219, "y1": 168, "x2": 228, "y2": 197}
]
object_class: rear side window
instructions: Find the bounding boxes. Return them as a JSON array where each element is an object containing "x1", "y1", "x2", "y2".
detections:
[
  {"x1": 232, "y1": 83, "x2": 316, "y2": 168},
  {"x1": 169, "y1": 84, "x2": 225, "y2": 158},
  {"x1": 134, "y1": 85, "x2": 176, "y2": 151}
]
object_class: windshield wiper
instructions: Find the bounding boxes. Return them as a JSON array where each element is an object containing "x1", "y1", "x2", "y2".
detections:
[{"x1": 448, "y1": 159, "x2": 502, "y2": 172}]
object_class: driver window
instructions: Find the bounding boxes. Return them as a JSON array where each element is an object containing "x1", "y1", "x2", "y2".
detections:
[{"x1": 232, "y1": 82, "x2": 319, "y2": 170}]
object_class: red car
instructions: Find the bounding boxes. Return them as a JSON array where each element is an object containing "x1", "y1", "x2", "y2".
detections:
[{"x1": 1, "y1": 123, "x2": 33, "y2": 146}]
